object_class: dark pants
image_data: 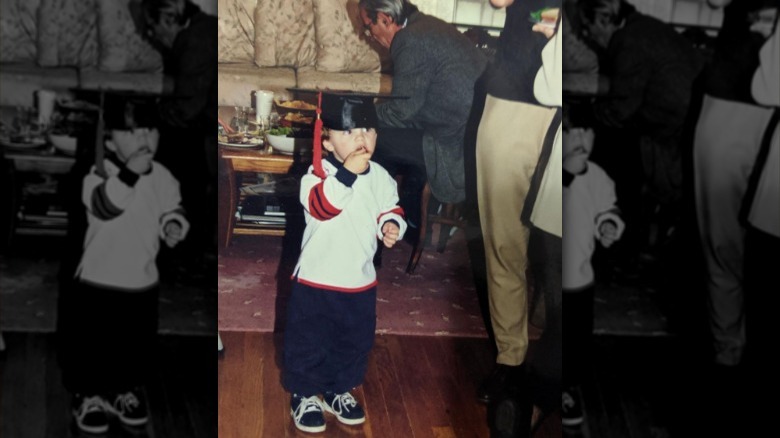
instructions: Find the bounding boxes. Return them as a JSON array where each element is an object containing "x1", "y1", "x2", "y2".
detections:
[
  {"x1": 373, "y1": 127, "x2": 427, "y2": 226},
  {"x1": 744, "y1": 226, "x2": 780, "y2": 371},
  {"x1": 526, "y1": 228, "x2": 562, "y2": 413},
  {"x1": 562, "y1": 284, "x2": 595, "y2": 389},
  {"x1": 283, "y1": 281, "x2": 377, "y2": 396},
  {"x1": 57, "y1": 280, "x2": 158, "y2": 395}
]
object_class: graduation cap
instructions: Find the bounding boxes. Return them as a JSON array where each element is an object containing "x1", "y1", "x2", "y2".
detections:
[
  {"x1": 72, "y1": 89, "x2": 166, "y2": 176},
  {"x1": 286, "y1": 88, "x2": 407, "y2": 178}
]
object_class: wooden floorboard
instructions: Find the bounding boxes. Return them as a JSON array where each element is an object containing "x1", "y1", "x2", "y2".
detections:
[
  {"x1": 218, "y1": 331, "x2": 561, "y2": 438},
  {"x1": 0, "y1": 332, "x2": 216, "y2": 438}
]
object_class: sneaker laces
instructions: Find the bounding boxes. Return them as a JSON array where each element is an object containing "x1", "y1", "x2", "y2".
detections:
[
  {"x1": 115, "y1": 391, "x2": 141, "y2": 412},
  {"x1": 329, "y1": 392, "x2": 358, "y2": 415},
  {"x1": 293, "y1": 395, "x2": 323, "y2": 423},
  {"x1": 76, "y1": 396, "x2": 106, "y2": 417},
  {"x1": 562, "y1": 391, "x2": 576, "y2": 410}
]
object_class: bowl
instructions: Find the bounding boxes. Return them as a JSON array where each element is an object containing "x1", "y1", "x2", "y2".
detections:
[
  {"x1": 274, "y1": 99, "x2": 317, "y2": 126},
  {"x1": 266, "y1": 133, "x2": 313, "y2": 155},
  {"x1": 49, "y1": 133, "x2": 77, "y2": 155}
]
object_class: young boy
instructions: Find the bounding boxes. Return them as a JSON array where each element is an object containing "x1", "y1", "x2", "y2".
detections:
[
  {"x1": 283, "y1": 92, "x2": 407, "y2": 433},
  {"x1": 59, "y1": 99, "x2": 188, "y2": 434},
  {"x1": 561, "y1": 122, "x2": 624, "y2": 427}
]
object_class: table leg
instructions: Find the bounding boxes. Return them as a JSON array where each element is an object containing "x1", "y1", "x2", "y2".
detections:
[{"x1": 218, "y1": 155, "x2": 237, "y2": 248}]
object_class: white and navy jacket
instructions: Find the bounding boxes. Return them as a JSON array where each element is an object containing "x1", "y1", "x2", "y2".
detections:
[
  {"x1": 76, "y1": 155, "x2": 188, "y2": 290},
  {"x1": 293, "y1": 155, "x2": 407, "y2": 292}
]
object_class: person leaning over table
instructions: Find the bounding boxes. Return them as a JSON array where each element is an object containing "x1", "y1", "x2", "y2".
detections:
[
  {"x1": 142, "y1": 0, "x2": 217, "y2": 254},
  {"x1": 576, "y1": 0, "x2": 704, "y2": 266},
  {"x1": 357, "y1": 0, "x2": 487, "y2": 227},
  {"x1": 472, "y1": 0, "x2": 561, "y2": 406}
]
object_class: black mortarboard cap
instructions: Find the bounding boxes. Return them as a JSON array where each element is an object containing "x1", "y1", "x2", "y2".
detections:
[
  {"x1": 286, "y1": 88, "x2": 407, "y2": 178},
  {"x1": 320, "y1": 92, "x2": 378, "y2": 131}
]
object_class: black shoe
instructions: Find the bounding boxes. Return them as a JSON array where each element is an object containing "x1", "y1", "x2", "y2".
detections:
[
  {"x1": 491, "y1": 393, "x2": 532, "y2": 438},
  {"x1": 477, "y1": 363, "x2": 524, "y2": 404},
  {"x1": 322, "y1": 391, "x2": 366, "y2": 425},
  {"x1": 290, "y1": 394, "x2": 326, "y2": 433},
  {"x1": 72, "y1": 394, "x2": 110, "y2": 434},
  {"x1": 105, "y1": 388, "x2": 149, "y2": 426},
  {"x1": 562, "y1": 386, "x2": 584, "y2": 427}
]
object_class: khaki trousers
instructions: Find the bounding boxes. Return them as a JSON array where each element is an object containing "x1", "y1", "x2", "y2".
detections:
[
  {"x1": 693, "y1": 95, "x2": 774, "y2": 366},
  {"x1": 477, "y1": 96, "x2": 555, "y2": 365}
]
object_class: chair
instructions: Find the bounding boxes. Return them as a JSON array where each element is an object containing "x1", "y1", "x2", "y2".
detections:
[{"x1": 406, "y1": 182, "x2": 468, "y2": 274}]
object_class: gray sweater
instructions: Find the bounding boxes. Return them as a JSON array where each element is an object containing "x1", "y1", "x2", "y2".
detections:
[{"x1": 376, "y1": 11, "x2": 487, "y2": 203}]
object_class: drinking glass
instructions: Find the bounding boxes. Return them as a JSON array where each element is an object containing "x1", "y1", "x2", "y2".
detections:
[{"x1": 232, "y1": 106, "x2": 251, "y2": 133}]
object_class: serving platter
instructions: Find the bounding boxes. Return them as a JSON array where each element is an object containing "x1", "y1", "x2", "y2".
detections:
[
  {"x1": 218, "y1": 138, "x2": 264, "y2": 149},
  {"x1": 0, "y1": 136, "x2": 48, "y2": 150}
]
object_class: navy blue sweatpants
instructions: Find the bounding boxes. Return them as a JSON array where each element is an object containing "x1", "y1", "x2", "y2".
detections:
[{"x1": 282, "y1": 281, "x2": 377, "y2": 396}]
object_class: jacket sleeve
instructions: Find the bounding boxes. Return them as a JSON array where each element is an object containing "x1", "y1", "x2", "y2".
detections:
[
  {"x1": 592, "y1": 37, "x2": 648, "y2": 128},
  {"x1": 375, "y1": 37, "x2": 430, "y2": 128},
  {"x1": 300, "y1": 164, "x2": 357, "y2": 221},
  {"x1": 82, "y1": 163, "x2": 139, "y2": 220},
  {"x1": 752, "y1": 27, "x2": 780, "y2": 107}
]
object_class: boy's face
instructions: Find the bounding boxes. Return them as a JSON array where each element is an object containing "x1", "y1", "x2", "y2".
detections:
[
  {"x1": 562, "y1": 127, "x2": 594, "y2": 174},
  {"x1": 323, "y1": 127, "x2": 377, "y2": 163},
  {"x1": 107, "y1": 128, "x2": 160, "y2": 162}
]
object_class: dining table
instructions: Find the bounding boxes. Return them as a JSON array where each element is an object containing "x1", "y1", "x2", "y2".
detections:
[
  {"x1": 217, "y1": 105, "x2": 312, "y2": 247},
  {"x1": 0, "y1": 106, "x2": 76, "y2": 246}
]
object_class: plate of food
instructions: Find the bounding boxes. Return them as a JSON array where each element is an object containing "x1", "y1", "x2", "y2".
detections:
[
  {"x1": 218, "y1": 131, "x2": 264, "y2": 148},
  {"x1": 274, "y1": 99, "x2": 317, "y2": 126},
  {"x1": 0, "y1": 134, "x2": 48, "y2": 150}
]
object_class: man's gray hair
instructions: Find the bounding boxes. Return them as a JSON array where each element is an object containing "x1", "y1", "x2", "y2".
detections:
[{"x1": 359, "y1": 0, "x2": 418, "y2": 24}]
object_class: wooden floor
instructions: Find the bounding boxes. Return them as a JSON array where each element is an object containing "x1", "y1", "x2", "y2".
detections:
[
  {"x1": 218, "y1": 331, "x2": 562, "y2": 438},
  {"x1": 0, "y1": 332, "x2": 217, "y2": 438}
]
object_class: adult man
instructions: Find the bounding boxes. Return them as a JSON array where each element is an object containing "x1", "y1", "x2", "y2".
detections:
[
  {"x1": 692, "y1": 0, "x2": 777, "y2": 371},
  {"x1": 577, "y1": 0, "x2": 703, "y2": 264},
  {"x1": 474, "y1": 0, "x2": 560, "y2": 408},
  {"x1": 358, "y1": 0, "x2": 487, "y2": 225}
]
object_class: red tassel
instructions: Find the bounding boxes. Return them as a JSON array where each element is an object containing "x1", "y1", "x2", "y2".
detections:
[{"x1": 312, "y1": 91, "x2": 325, "y2": 179}]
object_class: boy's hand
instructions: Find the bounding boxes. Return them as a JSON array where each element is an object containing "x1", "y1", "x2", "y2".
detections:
[
  {"x1": 382, "y1": 222, "x2": 400, "y2": 248},
  {"x1": 125, "y1": 147, "x2": 154, "y2": 174},
  {"x1": 163, "y1": 221, "x2": 184, "y2": 248},
  {"x1": 343, "y1": 146, "x2": 372, "y2": 174},
  {"x1": 598, "y1": 220, "x2": 620, "y2": 248}
]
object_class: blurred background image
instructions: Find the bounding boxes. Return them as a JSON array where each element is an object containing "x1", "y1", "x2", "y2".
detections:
[{"x1": 1, "y1": 1, "x2": 218, "y2": 436}]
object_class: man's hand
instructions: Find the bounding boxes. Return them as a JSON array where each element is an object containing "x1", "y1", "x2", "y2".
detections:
[
  {"x1": 532, "y1": 8, "x2": 559, "y2": 39},
  {"x1": 382, "y1": 222, "x2": 400, "y2": 248},
  {"x1": 343, "y1": 146, "x2": 372, "y2": 174},
  {"x1": 163, "y1": 221, "x2": 185, "y2": 248}
]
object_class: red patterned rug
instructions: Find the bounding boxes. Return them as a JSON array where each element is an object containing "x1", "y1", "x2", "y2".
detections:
[{"x1": 218, "y1": 227, "x2": 491, "y2": 338}]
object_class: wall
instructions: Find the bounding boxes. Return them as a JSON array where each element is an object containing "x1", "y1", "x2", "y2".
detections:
[
  {"x1": 628, "y1": 0, "x2": 725, "y2": 28},
  {"x1": 193, "y1": 0, "x2": 217, "y2": 15}
]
